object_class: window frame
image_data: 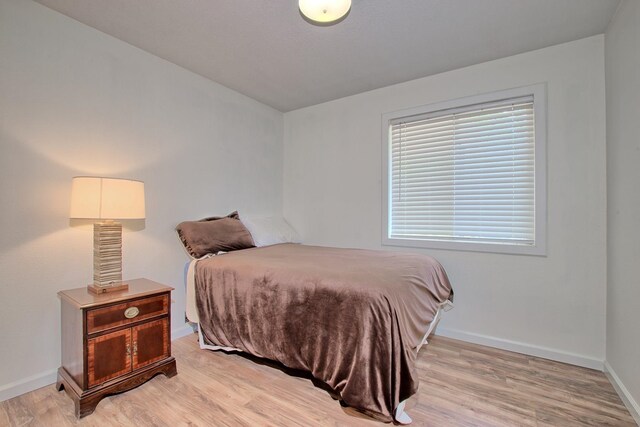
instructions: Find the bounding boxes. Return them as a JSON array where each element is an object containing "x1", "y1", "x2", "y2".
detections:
[{"x1": 381, "y1": 84, "x2": 547, "y2": 256}]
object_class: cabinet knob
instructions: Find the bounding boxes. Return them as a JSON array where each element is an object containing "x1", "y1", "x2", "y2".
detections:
[{"x1": 124, "y1": 307, "x2": 140, "y2": 319}]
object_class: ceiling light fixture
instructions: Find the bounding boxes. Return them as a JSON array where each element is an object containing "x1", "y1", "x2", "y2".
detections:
[{"x1": 299, "y1": 0, "x2": 352, "y2": 25}]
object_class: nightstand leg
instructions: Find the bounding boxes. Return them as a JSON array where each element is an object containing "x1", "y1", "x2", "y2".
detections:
[
  {"x1": 165, "y1": 359, "x2": 178, "y2": 378},
  {"x1": 77, "y1": 396, "x2": 100, "y2": 418},
  {"x1": 56, "y1": 370, "x2": 96, "y2": 418}
]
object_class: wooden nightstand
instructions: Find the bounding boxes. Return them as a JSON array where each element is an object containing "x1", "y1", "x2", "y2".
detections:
[{"x1": 56, "y1": 278, "x2": 177, "y2": 418}]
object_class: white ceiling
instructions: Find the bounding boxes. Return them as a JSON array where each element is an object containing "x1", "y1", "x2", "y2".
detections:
[{"x1": 35, "y1": 0, "x2": 620, "y2": 112}]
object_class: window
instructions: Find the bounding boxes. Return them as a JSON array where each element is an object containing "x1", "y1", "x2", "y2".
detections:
[{"x1": 382, "y1": 85, "x2": 546, "y2": 255}]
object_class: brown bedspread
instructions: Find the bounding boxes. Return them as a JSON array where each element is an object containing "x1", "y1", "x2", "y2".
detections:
[{"x1": 194, "y1": 243, "x2": 453, "y2": 421}]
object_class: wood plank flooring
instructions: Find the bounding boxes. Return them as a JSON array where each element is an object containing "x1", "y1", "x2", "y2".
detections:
[{"x1": 1, "y1": 333, "x2": 635, "y2": 426}]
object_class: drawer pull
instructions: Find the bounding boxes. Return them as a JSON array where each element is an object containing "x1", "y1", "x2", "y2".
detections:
[{"x1": 124, "y1": 307, "x2": 140, "y2": 319}]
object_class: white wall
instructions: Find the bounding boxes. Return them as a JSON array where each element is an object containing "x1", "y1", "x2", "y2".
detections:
[
  {"x1": 284, "y1": 36, "x2": 607, "y2": 368},
  {"x1": 0, "y1": 0, "x2": 283, "y2": 400},
  {"x1": 605, "y1": 0, "x2": 640, "y2": 421}
]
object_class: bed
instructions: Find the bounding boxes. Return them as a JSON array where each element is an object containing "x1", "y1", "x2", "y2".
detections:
[{"x1": 184, "y1": 242, "x2": 453, "y2": 424}]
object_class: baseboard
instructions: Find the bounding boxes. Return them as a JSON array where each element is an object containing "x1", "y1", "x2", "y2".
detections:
[
  {"x1": 172, "y1": 323, "x2": 196, "y2": 340},
  {"x1": 0, "y1": 369, "x2": 58, "y2": 403},
  {"x1": 604, "y1": 361, "x2": 640, "y2": 425},
  {"x1": 0, "y1": 324, "x2": 197, "y2": 403},
  {"x1": 436, "y1": 327, "x2": 604, "y2": 370}
]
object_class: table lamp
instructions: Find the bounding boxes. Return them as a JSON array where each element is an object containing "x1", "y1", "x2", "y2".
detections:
[{"x1": 70, "y1": 177, "x2": 145, "y2": 294}]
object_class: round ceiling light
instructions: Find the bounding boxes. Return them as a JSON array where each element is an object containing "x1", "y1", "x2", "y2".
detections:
[{"x1": 299, "y1": 0, "x2": 352, "y2": 25}]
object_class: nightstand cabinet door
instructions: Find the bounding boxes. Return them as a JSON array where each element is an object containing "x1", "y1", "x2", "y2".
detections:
[
  {"x1": 132, "y1": 318, "x2": 169, "y2": 370},
  {"x1": 87, "y1": 328, "x2": 132, "y2": 388}
]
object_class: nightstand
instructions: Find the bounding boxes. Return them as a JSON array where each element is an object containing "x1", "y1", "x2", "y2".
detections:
[{"x1": 56, "y1": 278, "x2": 177, "y2": 418}]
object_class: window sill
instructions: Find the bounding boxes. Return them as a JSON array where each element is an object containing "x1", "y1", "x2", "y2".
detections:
[{"x1": 382, "y1": 236, "x2": 547, "y2": 256}]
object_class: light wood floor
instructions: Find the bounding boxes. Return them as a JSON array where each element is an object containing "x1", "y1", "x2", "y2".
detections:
[{"x1": 1, "y1": 333, "x2": 635, "y2": 426}]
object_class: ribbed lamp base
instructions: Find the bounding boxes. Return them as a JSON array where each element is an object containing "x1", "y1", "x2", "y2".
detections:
[{"x1": 93, "y1": 221, "x2": 124, "y2": 287}]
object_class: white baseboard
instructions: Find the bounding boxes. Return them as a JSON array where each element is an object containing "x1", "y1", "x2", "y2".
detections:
[
  {"x1": 604, "y1": 361, "x2": 640, "y2": 425},
  {"x1": 172, "y1": 323, "x2": 196, "y2": 340},
  {"x1": 436, "y1": 327, "x2": 604, "y2": 370},
  {"x1": 0, "y1": 324, "x2": 197, "y2": 403},
  {"x1": 0, "y1": 369, "x2": 58, "y2": 403}
]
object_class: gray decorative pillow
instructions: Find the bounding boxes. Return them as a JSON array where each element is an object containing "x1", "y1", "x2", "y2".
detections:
[{"x1": 176, "y1": 211, "x2": 255, "y2": 258}]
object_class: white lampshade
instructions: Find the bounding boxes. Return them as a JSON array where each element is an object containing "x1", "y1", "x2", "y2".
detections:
[
  {"x1": 299, "y1": 0, "x2": 351, "y2": 24},
  {"x1": 70, "y1": 177, "x2": 145, "y2": 220}
]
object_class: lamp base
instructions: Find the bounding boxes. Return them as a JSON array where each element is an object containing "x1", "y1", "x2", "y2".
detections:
[
  {"x1": 94, "y1": 221, "x2": 123, "y2": 286},
  {"x1": 87, "y1": 282, "x2": 129, "y2": 295}
]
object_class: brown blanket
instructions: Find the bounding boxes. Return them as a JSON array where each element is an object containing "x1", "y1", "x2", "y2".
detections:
[{"x1": 194, "y1": 243, "x2": 452, "y2": 421}]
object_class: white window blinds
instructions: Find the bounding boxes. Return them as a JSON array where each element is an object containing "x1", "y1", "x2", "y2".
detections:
[{"x1": 389, "y1": 96, "x2": 535, "y2": 246}]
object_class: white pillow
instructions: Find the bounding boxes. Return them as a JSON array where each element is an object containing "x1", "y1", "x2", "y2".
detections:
[{"x1": 240, "y1": 215, "x2": 301, "y2": 247}]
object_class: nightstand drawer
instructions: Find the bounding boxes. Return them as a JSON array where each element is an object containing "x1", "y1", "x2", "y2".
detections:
[{"x1": 86, "y1": 294, "x2": 168, "y2": 334}]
